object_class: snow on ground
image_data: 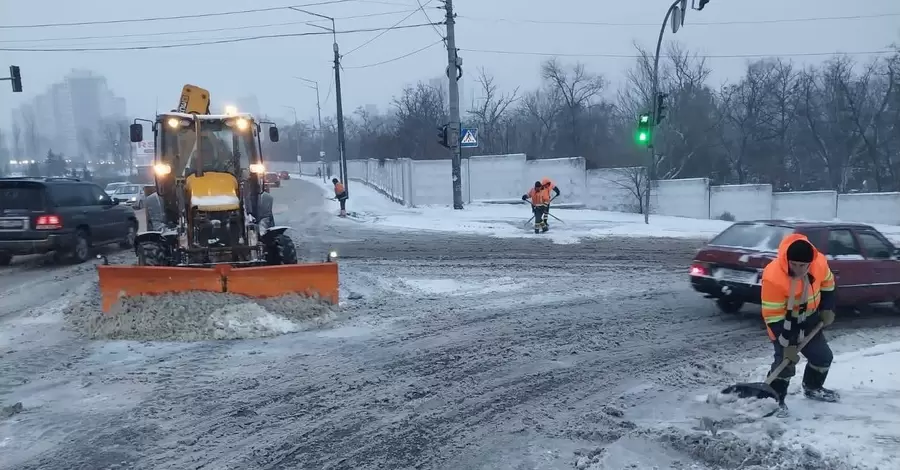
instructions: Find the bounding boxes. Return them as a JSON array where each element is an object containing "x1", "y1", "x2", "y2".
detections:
[
  {"x1": 305, "y1": 176, "x2": 731, "y2": 243},
  {"x1": 624, "y1": 332, "x2": 900, "y2": 470}
]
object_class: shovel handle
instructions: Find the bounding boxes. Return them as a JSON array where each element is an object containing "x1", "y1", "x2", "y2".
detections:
[{"x1": 764, "y1": 322, "x2": 825, "y2": 385}]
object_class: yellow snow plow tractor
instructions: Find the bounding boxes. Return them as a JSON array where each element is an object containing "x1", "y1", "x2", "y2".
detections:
[{"x1": 96, "y1": 84, "x2": 338, "y2": 313}]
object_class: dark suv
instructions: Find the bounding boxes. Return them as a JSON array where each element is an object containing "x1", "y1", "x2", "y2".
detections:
[{"x1": 0, "y1": 177, "x2": 139, "y2": 265}]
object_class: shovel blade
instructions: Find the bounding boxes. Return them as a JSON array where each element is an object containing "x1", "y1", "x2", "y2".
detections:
[{"x1": 720, "y1": 382, "x2": 780, "y2": 401}]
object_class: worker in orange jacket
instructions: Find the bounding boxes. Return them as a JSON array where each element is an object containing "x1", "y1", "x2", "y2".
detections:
[
  {"x1": 540, "y1": 177, "x2": 561, "y2": 226},
  {"x1": 332, "y1": 178, "x2": 348, "y2": 217},
  {"x1": 760, "y1": 233, "x2": 838, "y2": 408},
  {"x1": 522, "y1": 181, "x2": 551, "y2": 234}
]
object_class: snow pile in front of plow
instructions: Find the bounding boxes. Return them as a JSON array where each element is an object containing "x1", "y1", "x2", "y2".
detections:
[{"x1": 64, "y1": 284, "x2": 336, "y2": 341}]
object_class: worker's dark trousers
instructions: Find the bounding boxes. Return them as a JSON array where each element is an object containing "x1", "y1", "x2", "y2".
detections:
[
  {"x1": 338, "y1": 198, "x2": 347, "y2": 211},
  {"x1": 533, "y1": 205, "x2": 547, "y2": 229},
  {"x1": 769, "y1": 324, "x2": 833, "y2": 402}
]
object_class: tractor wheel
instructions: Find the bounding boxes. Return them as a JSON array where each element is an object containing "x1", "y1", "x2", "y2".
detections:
[
  {"x1": 137, "y1": 241, "x2": 169, "y2": 266},
  {"x1": 266, "y1": 234, "x2": 298, "y2": 265}
]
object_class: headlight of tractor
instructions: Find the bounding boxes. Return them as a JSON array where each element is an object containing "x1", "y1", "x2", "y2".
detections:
[
  {"x1": 249, "y1": 163, "x2": 265, "y2": 174},
  {"x1": 235, "y1": 118, "x2": 249, "y2": 131},
  {"x1": 154, "y1": 163, "x2": 171, "y2": 176}
]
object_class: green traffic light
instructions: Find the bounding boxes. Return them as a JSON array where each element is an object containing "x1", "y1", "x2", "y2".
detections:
[{"x1": 638, "y1": 132, "x2": 648, "y2": 142}]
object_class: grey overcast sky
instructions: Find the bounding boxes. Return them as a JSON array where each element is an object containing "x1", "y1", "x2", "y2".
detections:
[{"x1": 1, "y1": 0, "x2": 898, "y2": 129}]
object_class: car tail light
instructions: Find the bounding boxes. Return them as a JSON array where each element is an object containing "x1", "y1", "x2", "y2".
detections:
[
  {"x1": 689, "y1": 262, "x2": 708, "y2": 276},
  {"x1": 35, "y1": 214, "x2": 62, "y2": 230}
]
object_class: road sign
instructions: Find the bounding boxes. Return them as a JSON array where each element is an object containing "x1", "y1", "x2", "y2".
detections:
[
  {"x1": 460, "y1": 128, "x2": 478, "y2": 148},
  {"x1": 296, "y1": 155, "x2": 302, "y2": 162}
]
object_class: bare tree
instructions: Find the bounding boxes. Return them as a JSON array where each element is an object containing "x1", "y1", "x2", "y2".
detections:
[
  {"x1": 601, "y1": 166, "x2": 647, "y2": 214},
  {"x1": 541, "y1": 58, "x2": 605, "y2": 155},
  {"x1": 11, "y1": 123, "x2": 22, "y2": 159},
  {"x1": 467, "y1": 67, "x2": 519, "y2": 154}
]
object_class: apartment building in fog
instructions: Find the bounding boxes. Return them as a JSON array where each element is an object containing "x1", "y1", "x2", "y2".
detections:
[{"x1": 10, "y1": 69, "x2": 126, "y2": 160}]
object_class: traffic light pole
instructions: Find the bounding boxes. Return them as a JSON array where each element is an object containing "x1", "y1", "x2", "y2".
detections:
[
  {"x1": 2, "y1": 65, "x2": 23, "y2": 92},
  {"x1": 644, "y1": 0, "x2": 686, "y2": 224}
]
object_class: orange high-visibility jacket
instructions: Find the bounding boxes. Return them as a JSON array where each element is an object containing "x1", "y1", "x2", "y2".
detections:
[
  {"x1": 541, "y1": 177, "x2": 555, "y2": 190},
  {"x1": 526, "y1": 187, "x2": 551, "y2": 205},
  {"x1": 760, "y1": 233, "x2": 836, "y2": 340},
  {"x1": 334, "y1": 181, "x2": 345, "y2": 195}
]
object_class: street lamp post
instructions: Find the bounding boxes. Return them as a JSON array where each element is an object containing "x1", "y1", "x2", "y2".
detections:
[
  {"x1": 282, "y1": 105, "x2": 302, "y2": 174},
  {"x1": 289, "y1": 7, "x2": 348, "y2": 195},
  {"x1": 293, "y1": 76, "x2": 325, "y2": 173}
]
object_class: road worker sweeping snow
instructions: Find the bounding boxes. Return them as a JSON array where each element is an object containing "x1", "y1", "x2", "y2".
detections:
[{"x1": 522, "y1": 181, "x2": 551, "y2": 234}]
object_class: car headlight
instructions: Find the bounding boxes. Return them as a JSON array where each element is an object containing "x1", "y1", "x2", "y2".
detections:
[{"x1": 130, "y1": 196, "x2": 137, "y2": 201}]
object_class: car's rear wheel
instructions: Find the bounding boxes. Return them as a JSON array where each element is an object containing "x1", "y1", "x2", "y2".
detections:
[
  {"x1": 69, "y1": 229, "x2": 91, "y2": 264},
  {"x1": 0, "y1": 252, "x2": 11, "y2": 266},
  {"x1": 715, "y1": 297, "x2": 744, "y2": 314}
]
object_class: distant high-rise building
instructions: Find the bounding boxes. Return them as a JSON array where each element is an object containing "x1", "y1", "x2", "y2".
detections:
[
  {"x1": 236, "y1": 95, "x2": 261, "y2": 116},
  {"x1": 428, "y1": 75, "x2": 465, "y2": 114},
  {"x1": 10, "y1": 69, "x2": 127, "y2": 160}
]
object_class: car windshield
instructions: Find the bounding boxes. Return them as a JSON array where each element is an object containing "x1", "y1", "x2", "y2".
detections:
[
  {"x1": 159, "y1": 118, "x2": 258, "y2": 176},
  {"x1": 0, "y1": 183, "x2": 46, "y2": 211},
  {"x1": 709, "y1": 223, "x2": 794, "y2": 251},
  {"x1": 105, "y1": 183, "x2": 125, "y2": 191},
  {"x1": 114, "y1": 185, "x2": 140, "y2": 194}
]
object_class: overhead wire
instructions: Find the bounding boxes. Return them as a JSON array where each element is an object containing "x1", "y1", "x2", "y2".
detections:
[
  {"x1": 456, "y1": 11, "x2": 900, "y2": 27},
  {"x1": 459, "y1": 47, "x2": 897, "y2": 59},
  {"x1": 415, "y1": 0, "x2": 445, "y2": 41},
  {"x1": 0, "y1": 1, "x2": 368, "y2": 29},
  {"x1": 0, "y1": 23, "x2": 441, "y2": 52},
  {"x1": 342, "y1": 0, "x2": 435, "y2": 57},
  {"x1": 0, "y1": 9, "x2": 420, "y2": 44},
  {"x1": 345, "y1": 38, "x2": 443, "y2": 68}
]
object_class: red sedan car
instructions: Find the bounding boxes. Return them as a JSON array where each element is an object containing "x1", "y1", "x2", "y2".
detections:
[
  {"x1": 279, "y1": 171, "x2": 290, "y2": 180},
  {"x1": 690, "y1": 220, "x2": 900, "y2": 313}
]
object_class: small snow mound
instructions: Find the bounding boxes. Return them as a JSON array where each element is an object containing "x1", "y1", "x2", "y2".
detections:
[
  {"x1": 391, "y1": 276, "x2": 524, "y2": 296},
  {"x1": 64, "y1": 286, "x2": 336, "y2": 341},
  {"x1": 643, "y1": 426, "x2": 857, "y2": 470}
]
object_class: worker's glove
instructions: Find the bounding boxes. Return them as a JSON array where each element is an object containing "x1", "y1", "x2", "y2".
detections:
[
  {"x1": 820, "y1": 309, "x2": 835, "y2": 327},
  {"x1": 521, "y1": 195, "x2": 528, "y2": 201},
  {"x1": 783, "y1": 344, "x2": 800, "y2": 364}
]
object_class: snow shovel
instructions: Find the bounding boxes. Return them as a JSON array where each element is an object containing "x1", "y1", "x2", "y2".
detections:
[{"x1": 720, "y1": 321, "x2": 825, "y2": 401}]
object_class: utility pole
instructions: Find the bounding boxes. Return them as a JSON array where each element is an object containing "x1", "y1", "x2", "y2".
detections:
[
  {"x1": 442, "y1": 0, "x2": 464, "y2": 209},
  {"x1": 334, "y1": 43, "x2": 348, "y2": 192}
]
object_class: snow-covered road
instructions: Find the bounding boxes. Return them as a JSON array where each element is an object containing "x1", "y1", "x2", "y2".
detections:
[{"x1": 2, "y1": 178, "x2": 899, "y2": 469}]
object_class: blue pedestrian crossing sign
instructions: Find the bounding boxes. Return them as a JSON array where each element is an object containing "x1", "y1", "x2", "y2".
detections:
[{"x1": 460, "y1": 128, "x2": 478, "y2": 148}]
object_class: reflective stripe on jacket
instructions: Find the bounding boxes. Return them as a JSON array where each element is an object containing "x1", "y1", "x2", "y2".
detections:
[{"x1": 760, "y1": 233, "x2": 835, "y2": 340}]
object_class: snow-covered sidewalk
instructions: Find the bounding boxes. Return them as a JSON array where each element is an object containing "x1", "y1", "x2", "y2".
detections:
[
  {"x1": 683, "y1": 337, "x2": 900, "y2": 469},
  {"x1": 303, "y1": 176, "x2": 732, "y2": 243}
]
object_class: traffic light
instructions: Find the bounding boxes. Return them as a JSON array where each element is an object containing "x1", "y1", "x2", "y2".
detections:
[
  {"x1": 655, "y1": 92, "x2": 668, "y2": 125},
  {"x1": 636, "y1": 112, "x2": 651, "y2": 146},
  {"x1": 9, "y1": 65, "x2": 22, "y2": 93},
  {"x1": 437, "y1": 124, "x2": 449, "y2": 148}
]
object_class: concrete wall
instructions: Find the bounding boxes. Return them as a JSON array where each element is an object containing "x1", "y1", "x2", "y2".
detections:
[
  {"x1": 709, "y1": 184, "x2": 772, "y2": 221},
  {"x1": 772, "y1": 191, "x2": 837, "y2": 221},
  {"x1": 313, "y1": 154, "x2": 900, "y2": 226}
]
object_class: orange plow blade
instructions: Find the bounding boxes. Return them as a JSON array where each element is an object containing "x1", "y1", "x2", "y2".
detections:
[
  {"x1": 223, "y1": 263, "x2": 339, "y2": 304},
  {"x1": 97, "y1": 265, "x2": 225, "y2": 313},
  {"x1": 96, "y1": 262, "x2": 339, "y2": 314}
]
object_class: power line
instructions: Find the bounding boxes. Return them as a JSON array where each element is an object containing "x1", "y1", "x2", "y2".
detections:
[
  {"x1": 342, "y1": 0, "x2": 435, "y2": 57},
  {"x1": 457, "y1": 11, "x2": 900, "y2": 27},
  {"x1": 460, "y1": 47, "x2": 897, "y2": 59},
  {"x1": 0, "y1": 0, "x2": 372, "y2": 29},
  {"x1": 0, "y1": 10, "x2": 418, "y2": 44},
  {"x1": 0, "y1": 24, "x2": 441, "y2": 52},
  {"x1": 345, "y1": 38, "x2": 442, "y2": 68},
  {"x1": 415, "y1": 0, "x2": 445, "y2": 41}
]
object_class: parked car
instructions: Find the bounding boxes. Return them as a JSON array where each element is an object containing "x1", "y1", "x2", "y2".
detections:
[
  {"x1": 0, "y1": 177, "x2": 138, "y2": 265},
  {"x1": 111, "y1": 184, "x2": 148, "y2": 209},
  {"x1": 265, "y1": 172, "x2": 281, "y2": 188},
  {"x1": 279, "y1": 171, "x2": 291, "y2": 180},
  {"x1": 104, "y1": 181, "x2": 129, "y2": 196},
  {"x1": 690, "y1": 220, "x2": 900, "y2": 313}
]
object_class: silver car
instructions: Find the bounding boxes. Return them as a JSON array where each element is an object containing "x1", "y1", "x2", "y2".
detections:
[
  {"x1": 111, "y1": 184, "x2": 146, "y2": 209},
  {"x1": 105, "y1": 182, "x2": 128, "y2": 197}
]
